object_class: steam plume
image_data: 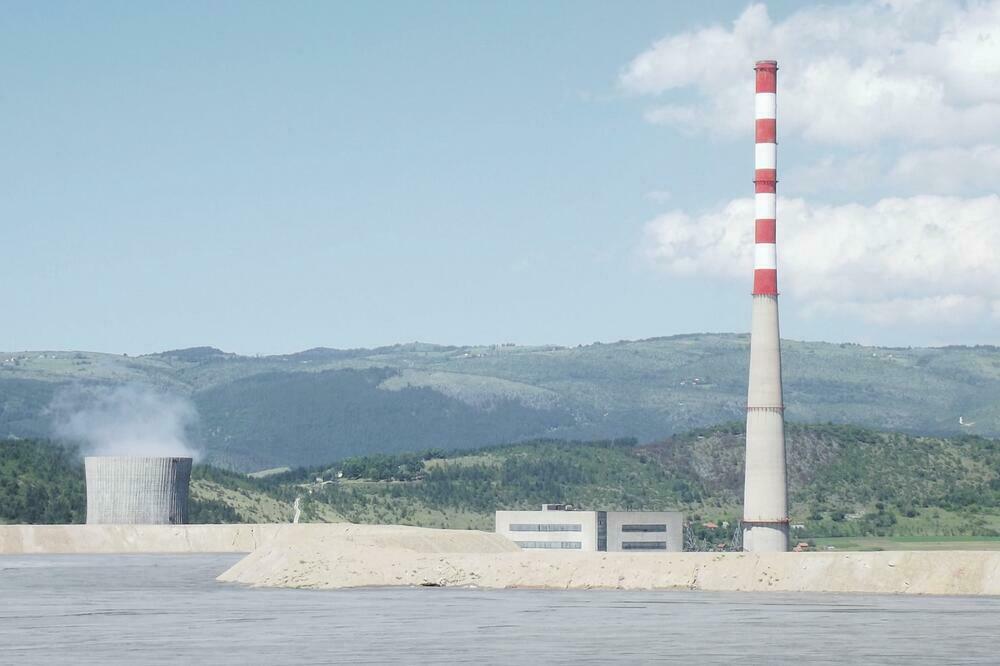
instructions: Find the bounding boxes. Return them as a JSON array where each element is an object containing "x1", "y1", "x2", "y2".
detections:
[{"x1": 50, "y1": 384, "x2": 200, "y2": 460}]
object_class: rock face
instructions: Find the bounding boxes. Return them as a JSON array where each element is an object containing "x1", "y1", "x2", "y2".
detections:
[{"x1": 218, "y1": 525, "x2": 1000, "y2": 596}]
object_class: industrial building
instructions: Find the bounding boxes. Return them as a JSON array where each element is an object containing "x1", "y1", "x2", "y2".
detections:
[
  {"x1": 742, "y1": 59, "x2": 789, "y2": 553},
  {"x1": 495, "y1": 505, "x2": 683, "y2": 552},
  {"x1": 85, "y1": 456, "x2": 192, "y2": 525}
]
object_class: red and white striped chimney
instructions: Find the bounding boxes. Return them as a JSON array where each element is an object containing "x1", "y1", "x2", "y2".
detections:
[
  {"x1": 742, "y1": 60, "x2": 789, "y2": 553},
  {"x1": 753, "y1": 61, "x2": 778, "y2": 297}
]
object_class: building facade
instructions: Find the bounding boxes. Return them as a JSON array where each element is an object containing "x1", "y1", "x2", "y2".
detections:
[{"x1": 495, "y1": 505, "x2": 683, "y2": 552}]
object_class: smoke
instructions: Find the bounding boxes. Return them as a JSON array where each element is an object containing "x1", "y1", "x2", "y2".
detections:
[{"x1": 49, "y1": 384, "x2": 201, "y2": 460}]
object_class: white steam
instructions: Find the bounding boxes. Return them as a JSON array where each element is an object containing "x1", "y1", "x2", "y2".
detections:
[{"x1": 50, "y1": 384, "x2": 201, "y2": 460}]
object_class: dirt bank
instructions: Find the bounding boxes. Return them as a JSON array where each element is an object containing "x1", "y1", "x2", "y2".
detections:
[
  {"x1": 219, "y1": 525, "x2": 1000, "y2": 596},
  {"x1": 8, "y1": 523, "x2": 1000, "y2": 595}
]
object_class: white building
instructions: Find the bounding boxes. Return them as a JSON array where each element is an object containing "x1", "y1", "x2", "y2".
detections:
[{"x1": 495, "y1": 504, "x2": 683, "y2": 552}]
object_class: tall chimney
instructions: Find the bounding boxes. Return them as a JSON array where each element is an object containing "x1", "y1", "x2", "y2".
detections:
[{"x1": 742, "y1": 60, "x2": 789, "y2": 552}]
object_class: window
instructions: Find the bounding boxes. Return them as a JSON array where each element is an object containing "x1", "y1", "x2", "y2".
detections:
[
  {"x1": 621, "y1": 524, "x2": 667, "y2": 533},
  {"x1": 622, "y1": 541, "x2": 667, "y2": 550},
  {"x1": 514, "y1": 541, "x2": 582, "y2": 549},
  {"x1": 509, "y1": 523, "x2": 582, "y2": 532},
  {"x1": 597, "y1": 511, "x2": 607, "y2": 552}
]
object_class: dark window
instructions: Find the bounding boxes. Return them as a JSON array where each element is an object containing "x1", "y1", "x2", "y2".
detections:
[
  {"x1": 621, "y1": 524, "x2": 667, "y2": 533},
  {"x1": 622, "y1": 541, "x2": 667, "y2": 550},
  {"x1": 509, "y1": 523, "x2": 582, "y2": 532},
  {"x1": 514, "y1": 541, "x2": 582, "y2": 550},
  {"x1": 597, "y1": 511, "x2": 607, "y2": 552}
]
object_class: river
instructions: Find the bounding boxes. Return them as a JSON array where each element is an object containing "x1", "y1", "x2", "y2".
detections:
[{"x1": 1, "y1": 554, "x2": 997, "y2": 664}]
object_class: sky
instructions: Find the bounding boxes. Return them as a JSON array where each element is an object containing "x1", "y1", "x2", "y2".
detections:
[{"x1": 2, "y1": 0, "x2": 998, "y2": 355}]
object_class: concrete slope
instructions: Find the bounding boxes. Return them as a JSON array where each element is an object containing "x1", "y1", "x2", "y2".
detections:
[
  {"x1": 218, "y1": 523, "x2": 519, "y2": 588},
  {"x1": 218, "y1": 526, "x2": 1000, "y2": 596}
]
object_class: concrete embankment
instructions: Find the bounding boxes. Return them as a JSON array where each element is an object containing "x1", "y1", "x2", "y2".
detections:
[
  {"x1": 0, "y1": 524, "x2": 289, "y2": 554},
  {"x1": 0, "y1": 523, "x2": 511, "y2": 555},
  {"x1": 218, "y1": 524, "x2": 1000, "y2": 596},
  {"x1": 6, "y1": 523, "x2": 1000, "y2": 595}
]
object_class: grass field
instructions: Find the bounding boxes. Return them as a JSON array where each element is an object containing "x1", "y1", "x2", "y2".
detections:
[{"x1": 812, "y1": 536, "x2": 1000, "y2": 551}]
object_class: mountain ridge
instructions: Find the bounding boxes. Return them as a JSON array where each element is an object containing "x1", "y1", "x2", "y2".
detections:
[{"x1": 2, "y1": 333, "x2": 998, "y2": 470}]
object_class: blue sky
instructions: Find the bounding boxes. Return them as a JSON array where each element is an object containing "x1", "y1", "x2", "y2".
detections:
[{"x1": 2, "y1": 1, "x2": 997, "y2": 354}]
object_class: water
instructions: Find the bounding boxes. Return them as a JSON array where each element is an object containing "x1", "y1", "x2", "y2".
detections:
[{"x1": 1, "y1": 554, "x2": 998, "y2": 664}]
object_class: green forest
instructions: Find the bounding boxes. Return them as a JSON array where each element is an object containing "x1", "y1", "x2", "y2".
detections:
[
  {"x1": 0, "y1": 440, "x2": 254, "y2": 525},
  {"x1": 4, "y1": 423, "x2": 1000, "y2": 546},
  {"x1": 0, "y1": 439, "x2": 84, "y2": 524}
]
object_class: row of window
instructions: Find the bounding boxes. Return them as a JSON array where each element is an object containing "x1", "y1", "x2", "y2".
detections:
[
  {"x1": 621, "y1": 541, "x2": 667, "y2": 550},
  {"x1": 621, "y1": 524, "x2": 667, "y2": 533},
  {"x1": 508, "y1": 523, "x2": 669, "y2": 533},
  {"x1": 508, "y1": 523, "x2": 582, "y2": 532},
  {"x1": 515, "y1": 541, "x2": 583, "y2": 550},
  {"x1": 515, "y1": 540, "x2": 668, "y2": 550}
]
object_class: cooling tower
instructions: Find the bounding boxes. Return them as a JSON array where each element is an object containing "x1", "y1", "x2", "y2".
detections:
[
  {"x1": 85, "y1": 456, "x2": 192, "y2": 524},
  {"x1": 742, "y1": 60, "x2": 789, "y2": 553}
]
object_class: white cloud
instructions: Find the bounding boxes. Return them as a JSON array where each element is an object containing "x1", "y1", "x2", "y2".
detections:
[
  {"x1": 622, "y1": 1, "x2": 1000, "y2": 145},
  {"x1": 794, "y1": 144, "x2": 1000, "y2": 196},
  {"x1": 785, "y1": 153, "x2": 885, "y2": 195},
  {"x1": 644, "y1": 194, "x2": 1000, "y2": 325},
  {"x1": 631, "y1": 2, "x2": 1000, "y2": 333},
  {"x1": 889, "y1": 144, "x2": 1000, "y2": 193}
]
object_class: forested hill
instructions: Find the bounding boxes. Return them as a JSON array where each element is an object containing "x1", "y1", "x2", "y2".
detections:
[
  {"x1": 4, "y1": 425, "x2": 1000, "y2": 542},
  {"x1": 2, "y1": 335, "x2": 999, "y2": 471},
  {"x1": 291, "y1": 424, "x2": 1000, "y2": 539},
  {"x1": 0, "y1": 439, "x2": 290, "y2": 525}
]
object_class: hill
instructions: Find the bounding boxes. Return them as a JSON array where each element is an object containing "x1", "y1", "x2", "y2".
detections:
[
  {"x1": 0, "y1": 440, "x2": 294, "y2": 525},
  {"x1": 5, "y1": 424, "x2": 1000, "y2": 546},
  {"x1": 2, "y1": 335, "x2": 999, "y2": 470},
  {"x1": 287, "y1": 424, "x2": 1000, "y2": 541}
]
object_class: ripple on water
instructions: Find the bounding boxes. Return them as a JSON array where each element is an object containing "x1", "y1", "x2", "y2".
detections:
[{"x1": 0, "y1": 554, "x2": 998, "y2": 665}]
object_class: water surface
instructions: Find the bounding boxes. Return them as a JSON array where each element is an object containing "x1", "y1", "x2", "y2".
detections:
[{"x1": 0, "y1": 554, "x2": 997, "y2": 664}]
